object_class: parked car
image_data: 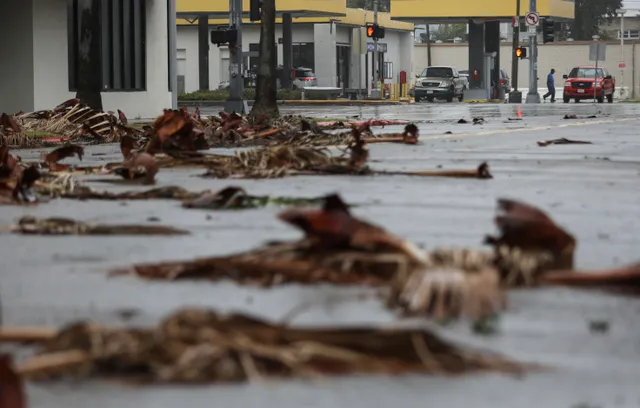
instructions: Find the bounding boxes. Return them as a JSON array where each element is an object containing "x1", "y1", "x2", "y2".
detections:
[
  {"x1": 413, "y1": 66, "x2": 465, "y2": 102},
  {"x1": 492, "y1": 69, "x2": 511, "y2": 93},
  {"x1": 458, "y1": 69, "x2": 510, "y2": 94},
  {"x1": 458, "y1": 69, "x2": 470, "y2": 90},
  {"x1": 562, "y1": 66, "x2": 615, "y2": 103},
  {"x1": 275, "y1": 67, "x2": 317, "y2": 89}
]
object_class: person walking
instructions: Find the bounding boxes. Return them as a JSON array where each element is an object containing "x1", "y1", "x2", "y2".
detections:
[{"x1": 543, "y1": 68, "x2": 556, "y2": 102}]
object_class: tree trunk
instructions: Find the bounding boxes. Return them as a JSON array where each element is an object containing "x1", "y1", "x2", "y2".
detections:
[
  {"x1": 249, "y1": 0, "x2": 279, "y2": 118},
  {"x1": 75, "y1": 0, "x2": 103, "y2": 111}
]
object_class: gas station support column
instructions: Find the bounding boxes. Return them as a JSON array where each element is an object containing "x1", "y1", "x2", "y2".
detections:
[
  {"x1": 282, "y1": 13, "x2": 293, "y2": 88},
  {"x1": 466, "y1": 21, "x2": 485, "y2": 100},
  {"x1": 198, "y1": 14, "x2": 210, "y2": 90},
  {"x1": 484, "y1": 21, "x2": 502, "y2": 99}
]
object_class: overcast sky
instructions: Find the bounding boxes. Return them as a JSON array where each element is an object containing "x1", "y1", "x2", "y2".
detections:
[{"x1": 623, "y1": 0, "x2": 640, "y2": 13}]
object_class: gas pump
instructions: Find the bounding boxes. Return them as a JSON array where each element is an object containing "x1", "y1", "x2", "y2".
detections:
[
  {"x1": 465, "y1": 52, "x2": 496, "y2": 101},
  {"x1": 483, "y1": 52, "x2": 496, "y2": 100}
]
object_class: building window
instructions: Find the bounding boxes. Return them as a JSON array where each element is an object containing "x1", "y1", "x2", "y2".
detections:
[
  {"x1": 249, "y1": 43, "x2": 278, "y2": 74},
  {"x1": 292, "y1": 43, "x2": 314, "y2": 70},
  {"x1": 383, "y1": 61, "x2": 393, "y2": 79},
  {"x1": 618, "y1": 30, "x2": 640, "y2": 40},
  {"x1": 67, "y1": 0, "x2": 146, "y2": 92}
]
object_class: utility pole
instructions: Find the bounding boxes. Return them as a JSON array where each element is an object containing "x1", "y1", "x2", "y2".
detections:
[
  {"x1": 169, "y1": 0, "x2": 178, "y2": 109},
  {"x1": 371, "y1": 0, "x2": 381, "y2": 99},
  {"x1": 358, "y1": 25, "x2": 363, "y2": 99},
  {"x1": 509, "y1": 0, "x2": 522, "y2": 103},
  {"x1": 617, "y1": 8, "x2": 626, "y2": 98},
  {"x1": 525, "y1": 0, "x2": 540, "y2": 103},
  {"x1": 426, "y1": 24, "x2": 432, "y2": 66},
  {"x1": 224, "y1": 0, "x2": 249, "y2": 113}
]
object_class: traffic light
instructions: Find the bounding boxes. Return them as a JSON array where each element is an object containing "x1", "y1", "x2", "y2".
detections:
[
  {"x1": 542, "y1": 18, "x2": 555, "y2": 43},
  {"x1": 250, "y1": 0, "x2": 262, "y2": 21},
  {"x1": 366, "y1": 23, "x2": 376, "y2": 38},
  {"x1": 515, "y1": 46, "x2": 527, "y2": 59},
  {"x1": 365, "y1": 23, "x2": 385, "y2": 40},
  {"x1": 211, "y1": 28, "x2": 238, "y2": 46}
]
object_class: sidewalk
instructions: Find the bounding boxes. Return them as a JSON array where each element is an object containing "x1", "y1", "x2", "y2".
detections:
[{"x1": 514, "y1": 86, "x2": 631, "y2": 101}]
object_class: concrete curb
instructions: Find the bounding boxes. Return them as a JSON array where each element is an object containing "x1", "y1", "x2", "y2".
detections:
[
  {"x1": 463, "y1": 99, "x2": 505, "y2": 104},
  {"x1": 179, "y1": 99, "x2": 412, "y2": 107}
]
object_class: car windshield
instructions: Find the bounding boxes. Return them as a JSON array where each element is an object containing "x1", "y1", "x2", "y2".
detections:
[
  {"x1": 296, "y1": 69, "x2": 315, "y2": 78},
  {"x1": 422, "y1": 67, "x2": 453, "y2": 78},
  {"x1": 569, "y1": 68, "x2": 604, "y2": 78},
  {"x1": 459, "y1": 70, "x2": 469, "y2": 75}
]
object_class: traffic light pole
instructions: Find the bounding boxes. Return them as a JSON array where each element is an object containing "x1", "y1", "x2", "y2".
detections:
[
  {"x1": 225, "y1": 0, "x2": 249, "y2": 114},
  {"x1": 525, "y1": 0, "x2": 540, "y2": 103},
  {"x1": 509, "y1": 0, "x2": 522, "y2": 103},
  {"x1": 371, "y1": 0, "x2": 381, "y2": 99}
]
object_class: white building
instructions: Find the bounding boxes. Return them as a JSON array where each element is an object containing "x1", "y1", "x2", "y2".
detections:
[
  {"x1": 0, "y1": 0, "x2": 175, "y2": 119},
  {"x1": 176, "y1": 12, "x2": 414, "y2": 95}
]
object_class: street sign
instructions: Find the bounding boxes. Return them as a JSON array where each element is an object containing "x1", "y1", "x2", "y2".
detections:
[
  {"x1": 366, "y1": 42, "x2": 387, "y2": 53},
  {"x1": 525, "y1": 11, "x2": 539, "y2": 26},
  {"x1": 589, "y1": 43, "x2": 606, "y2": 61},
  {"x1": 619, "y1": 61, "x2": 626, "y2": 69},
  {"x1": 512, "y1": 16, "x2": 519, "y2": 27},
  {"x1": 528, "y1": 25, "x2": 536, "y2": 34}
]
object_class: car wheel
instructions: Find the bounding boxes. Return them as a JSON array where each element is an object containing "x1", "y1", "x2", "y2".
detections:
[
  {"x1": 446, "y1": 96, "x2": 454, "y2": 103},
  {"x1": 426, "y1": 96, "x2": 434, "y2": 102},
  {"x1": 607, "y1": 93, "x2": 614, "y2": 103},
  {"x1": 575, "y1": 98, "x2": 580, "y2": 103},
  {"x1": 563, "y1": 97, "x2": 570, "y2": 103},
  {"x1": 597, "y1": 96, "x2": 604, "y2": 103}
]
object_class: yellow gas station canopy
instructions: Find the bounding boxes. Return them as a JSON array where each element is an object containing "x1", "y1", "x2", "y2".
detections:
[
  {"x1": 390, "y1": 0, "x2": 574, "y2": 23},
  {"x1": 177, "y1": 0, "x2": 346, "y2": 20},
  {"x1": 176, "y1": 5, "x2": 414, "y2": 32}
]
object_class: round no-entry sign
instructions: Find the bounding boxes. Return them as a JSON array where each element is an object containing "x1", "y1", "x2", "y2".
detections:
[
  {"x1": 525, "y1": 11, "x2": 539, "y2": 26},
  {"x1": 619, "y1": 61, "x2": 626, "y2": 69}
]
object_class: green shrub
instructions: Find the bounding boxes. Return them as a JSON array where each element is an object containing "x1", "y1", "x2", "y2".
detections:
[
  {"x1": 305, "y1": 92, "x2": 329, "y2": 100},
  {"x1": 178, "y1": 87, "x2": 302, "y2": 101},
  {"x1": 277, "y1": 88, "x2": 302, "y2": 100},
  {"x1": 178, "y1": 89, "x2": 229, "y2": 101}
]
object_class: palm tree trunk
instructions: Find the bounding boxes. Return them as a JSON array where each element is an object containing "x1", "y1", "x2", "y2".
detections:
[{"x1": 249, "y1": 0, "x2": 279, "y2": 118}]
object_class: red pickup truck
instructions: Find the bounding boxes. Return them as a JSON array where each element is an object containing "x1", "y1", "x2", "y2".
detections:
[{"x1": 562, "y1": 66, "x2": 615, "y2": 103}]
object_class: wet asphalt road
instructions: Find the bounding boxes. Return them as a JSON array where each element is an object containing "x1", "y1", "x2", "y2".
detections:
[{"x1": 3, "y1": 102, "x2": 640, "y2": 407}]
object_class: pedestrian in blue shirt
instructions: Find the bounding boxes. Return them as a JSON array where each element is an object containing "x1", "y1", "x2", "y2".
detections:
[{"x1": 543, "y1": 68, "x2": 556, "y2": 102}]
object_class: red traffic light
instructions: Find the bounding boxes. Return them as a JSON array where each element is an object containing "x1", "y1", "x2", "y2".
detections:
[
  {"x1": 365, "y1": 23, "x2": 385, "y2": 39},
  {"x1": 366, "y1": 24, "x2": 375, "y2": 37},
  {"x1": 515, "y1": 47, "x2": 527, "y2": 59}
]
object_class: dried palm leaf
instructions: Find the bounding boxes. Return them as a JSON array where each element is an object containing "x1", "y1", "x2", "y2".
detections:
[
  {"x1": 388, "y1": 265, "x2": 504, "y2": 321},
  {"x1": 484, "y1": 198, "x2": 576, "y2": 285},
  {"x1": 11, "y1": 216, "x2": 188, "y2": 236},
  {"x1": 540, "y1": 262, "x2": 640, "y2": 295},
  {"x1": 11, "y1": 308, "x2": 529, "y2": 383}
]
